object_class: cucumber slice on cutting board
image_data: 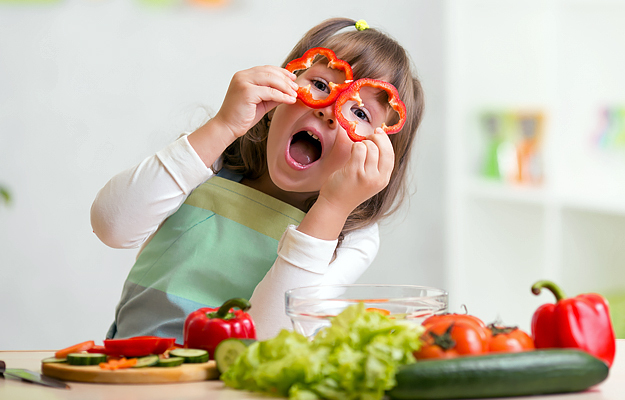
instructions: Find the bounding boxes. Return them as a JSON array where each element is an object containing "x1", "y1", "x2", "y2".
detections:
[
  {"x1": 132, "y1": 355, "x2": 159, "y2": 368},
  {"x1": 156, "y1": 356, "x2": 185, "y2": 367},
  {"x1": 41, "y1": 357, "x2": 67, "y2": 364},
  {"x1": 215, "y1": 338, "x2": 256, "y2": 374},
  {"x1": 169, "y1": 349, "x2": 209, "y2": 363},
  {"x1": 67, "y1": 353, "x2": 107, "y2": 366}
]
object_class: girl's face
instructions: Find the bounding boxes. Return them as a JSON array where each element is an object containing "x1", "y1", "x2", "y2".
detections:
[{"x1": 266, "y1": 61, "x2": 391, "y2": 194}]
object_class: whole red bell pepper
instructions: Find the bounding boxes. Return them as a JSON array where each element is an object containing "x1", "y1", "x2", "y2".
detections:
[
  {"x1": 335, "y1": 78, "x2": 407, "y2": 142},
  {"x1": 183, "y1": 298, "x2": 256, "y2": 359},
  {"x1": 531, "y1": 280, "x2": 616, "y2": 367},
  {"x1": 285, "y1": 47, "x2": 354, "y2": 109}
]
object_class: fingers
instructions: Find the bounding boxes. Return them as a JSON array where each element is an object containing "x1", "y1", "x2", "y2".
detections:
[
  {"x1": 219, "y1": 65, "x2": 299, "y2": 132},
  {"x1": 368, "y1": 128, "x2": 395, "y2": 175},
  {"x1": 356, "y1": 128, "x2": 395, "y2": 178},
  {"x1": 349, "y1": 141, "x2": 368, "y2": 173},
  {"x1": 360, "y1": 140, "x2": 380, "y2": 174},
  {"x1": 238, "y1": 65, "x2": 299, "y2": 105},
  {"x1": 254, "y1": 85, "x2": 297, "y2": 111},
  {"x1": 320, "y1": 129, "x2": 395, "y2": 212}
]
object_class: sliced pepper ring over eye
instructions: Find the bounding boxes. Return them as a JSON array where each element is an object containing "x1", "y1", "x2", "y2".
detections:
[
  {"x1": 335, "y1": 78, "x2": 407, "y2": 142},
  {"x1": 285, "y1": 47, "x2": 354, "y2": 109}
]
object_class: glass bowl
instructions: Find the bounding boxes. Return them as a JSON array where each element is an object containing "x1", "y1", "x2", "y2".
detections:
[{"x1": 285, "y1": 284, "x2": 448, "y2": 339}]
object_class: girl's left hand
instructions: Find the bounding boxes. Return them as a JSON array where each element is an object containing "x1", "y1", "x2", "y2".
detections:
[{"x1": 319, "y1": 128, "x2": 395, "y2": 216}]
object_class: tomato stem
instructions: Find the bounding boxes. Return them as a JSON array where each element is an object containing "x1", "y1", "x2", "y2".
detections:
[
  {"x1": 488, "y1": 323, "x2": 518, "y2": 336},
  {"x1": 429, "y1": 323, "x2": 457, "y2": 351}
]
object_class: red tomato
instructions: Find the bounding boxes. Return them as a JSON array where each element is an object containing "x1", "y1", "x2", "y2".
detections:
[
  {"x1": 414, "y1": 319, "x2": 490, "y2": 360},
  {"x1": 415, "y1": 343, "x2": 461, "y2": 359},
  {"x1": 423, "y1": 313, "x2": 488, "y2": 330},
  {"x1": 488, "y1": 324, "x2": 535, "y2": 353}
]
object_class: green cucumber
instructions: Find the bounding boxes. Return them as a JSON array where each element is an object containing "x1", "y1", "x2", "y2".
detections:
[
  {"x1": 388, "y1": 349, "x2": 609, "y2": 399},
  {"x1": 169, "y1": 348, "x2": 209, "y2": 363},
  {"x1": 132, "y1": 355, "x2": 159, "y2": 368},
  {"x1": 66, "y1": 353, "x2": 108, "y2": 366},
  {"x1": 156, "y1": 356, "x2": 184, "y2": 367},
  {"x1": 41, "y1": 357, "x2": 67, "y2": 364},
  {"x1": 215, "y1": 338, "x2": 256, "y2": 374}
]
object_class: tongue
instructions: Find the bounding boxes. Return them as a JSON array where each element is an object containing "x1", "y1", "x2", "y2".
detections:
[{"x1": 290, "y1": 139, "x2": 319, "y2": 165}]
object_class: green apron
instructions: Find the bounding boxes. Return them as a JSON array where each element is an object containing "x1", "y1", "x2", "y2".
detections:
[{"x1": 107, "y1": 175, "x2": 305, "y2": 343}]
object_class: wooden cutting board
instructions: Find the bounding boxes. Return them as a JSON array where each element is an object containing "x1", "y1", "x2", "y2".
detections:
[{"x1": 41, "y1": 360, "x2": 219, "y2": 384}]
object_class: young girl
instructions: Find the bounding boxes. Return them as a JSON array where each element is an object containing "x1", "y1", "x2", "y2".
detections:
[{"x1": 91, "y1": 17, "x2": 425, "y2": 341}]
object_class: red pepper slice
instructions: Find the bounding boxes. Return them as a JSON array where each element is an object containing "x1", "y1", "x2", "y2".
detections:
[
  {"x1": 285, "y1": 47, "x2": 354, "y2": 109},
  {"x1": 183, "y1": 298, "x2": 256, "y2": 359},
  {"x1": 55, "y1": 340, "x2": 96, "y2": 359},
  {"x1": 103, "y1": 336, "x2": 176, "y2": 357},
  {"x1": 86, "y1": 345, "x2": 109, "y2": 354},
  {"x1": 531, "y1": 280, "x2": 616, "y2": 367},
  {"x1": 335, "y1": 78, "x2": 407, "y2": 142}
]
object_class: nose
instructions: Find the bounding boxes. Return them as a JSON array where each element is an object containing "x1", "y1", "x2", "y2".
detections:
[{"x1": 313, "y1": 105, "x2": 337, "y2": 128}]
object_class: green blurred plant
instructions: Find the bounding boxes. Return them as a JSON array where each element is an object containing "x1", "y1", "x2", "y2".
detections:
[
  {"x1": 606, "y1": 291, "x2": 625, "y2": 339},
  {"x1": 0, "y1": 185, "x2": 11, "y2": 206}
]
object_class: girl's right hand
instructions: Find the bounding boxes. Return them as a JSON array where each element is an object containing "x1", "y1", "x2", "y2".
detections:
[{"x1": 213, "y1": 66, "x2": 299, "y2": 140}]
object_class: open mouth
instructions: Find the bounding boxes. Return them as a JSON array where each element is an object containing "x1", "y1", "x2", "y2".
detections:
[{"x1": 288, "y1": 130, "x2": 322, "y2": 167}]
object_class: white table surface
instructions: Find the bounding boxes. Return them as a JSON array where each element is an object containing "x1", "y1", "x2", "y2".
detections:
[{"x1": 1, "y1": 340, "x2": 623, "y2": 400}]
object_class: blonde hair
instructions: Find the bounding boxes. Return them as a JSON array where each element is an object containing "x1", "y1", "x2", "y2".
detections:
[{"x1": 220, "y1": 18, "x2": 425, "y2": 239}]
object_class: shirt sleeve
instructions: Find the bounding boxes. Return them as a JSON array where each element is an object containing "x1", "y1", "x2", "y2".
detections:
[
  {"x1": 90, "y1": 134, "x2": 213, "y2": 249},
  {"x1": 248, "y1": 223, "x2": 380, "y2": 340}
]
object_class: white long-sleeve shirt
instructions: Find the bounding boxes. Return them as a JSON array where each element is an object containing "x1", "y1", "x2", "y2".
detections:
[{"x1": 91, "y1": 134, "x2": 379, "y2": 340}]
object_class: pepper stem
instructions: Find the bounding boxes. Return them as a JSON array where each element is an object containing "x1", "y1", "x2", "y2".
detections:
[
  {"x1": 210, "y1": 298, "x2": 252, "y2": 320},
  {"x1": 531, "y1": 280, "x2": 567, "y2": 302}
]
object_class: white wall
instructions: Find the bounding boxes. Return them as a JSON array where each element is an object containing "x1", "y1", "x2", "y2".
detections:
[{"x1": 0, "y1": 0, "x2": 446, "y2": 350}]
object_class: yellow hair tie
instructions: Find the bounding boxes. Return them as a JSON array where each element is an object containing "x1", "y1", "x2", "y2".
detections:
[{"x1": 355, "y1": 19, "x2": 369, "y2": 31}]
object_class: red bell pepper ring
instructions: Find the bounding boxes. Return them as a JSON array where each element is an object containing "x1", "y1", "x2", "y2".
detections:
[
  {"x1": 103, "y1": 336, "x2": 176, "y2": 357},
  {"x1": 531, "y1": 280, "x2": 616, "y2": 367},
  {"x1": 335, "y1": 78, "x2": 407, "y2": 142},
  {"x1": 183, "y1": 298, "x2": 256, "y2": 359},
  {"x1": 285, "y1": 47, "x2": 354, "y2": 109}
]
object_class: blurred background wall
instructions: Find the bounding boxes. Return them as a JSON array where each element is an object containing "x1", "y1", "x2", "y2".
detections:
[{"x1": 1, "y1": 0, "x2": 624, "y2": 351}]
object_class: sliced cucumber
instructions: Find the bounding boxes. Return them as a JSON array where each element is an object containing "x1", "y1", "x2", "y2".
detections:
[
  {"x1": 156, "y1": 357, "x2": 184, "y2": 367},
  {"x1": 41, "y1": 357, "x2": 67, "y2": 364},
  {"x1": 169, "y1": 348, "x2": 209, "y2": 363},
  {"x1": 67, "y1": 353, "x2": 107, "y2": 366},
  {"x1": 215, "y1": 338, "x2": 256, "y2": 374},
  {"x1": 132, "y1": 355, "x2": 160, "y2": 368}
]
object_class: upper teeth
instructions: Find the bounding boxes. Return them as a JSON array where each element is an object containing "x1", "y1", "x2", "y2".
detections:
[{"x1": 307, "y1": 131, "x2": 319, "y2": 141}]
